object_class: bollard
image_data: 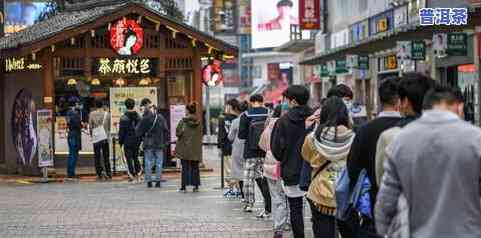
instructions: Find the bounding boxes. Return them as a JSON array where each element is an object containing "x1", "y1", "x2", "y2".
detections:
[{"x1": 112, "y1": 137, "x2": 116, "y2": 176}]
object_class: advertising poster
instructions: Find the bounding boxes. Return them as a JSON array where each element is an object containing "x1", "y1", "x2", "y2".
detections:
[
  {"x1": 251, "y1": 0, "x2": 299, "y2": 48},
  {"x1": 433, "y1": 33, "x2": 448, "y2": 57},
  {"x1": 5, "y1": 0, "x2": 48, "y2": 34},
  {"x1": 170, "y1": 105, "x2": 186, "y2": 155},
  {"x1": 397, "y1": 41, "x2": 412, "y2": 61},
  {"x1": 37, "y1": 109, "x2": 53, "y2": 168},
  {"x1": 213, "y1": 0, "x2": 236, "y2": 33},
  {"x1": 238, "y1": 0, "x2": 251, "y2": 34},
  {"x1": 11, "y1": 89, "x2": 37, "y2": 165},
  {"x1": 299, "y1": 0, "x2": 320, "y2": 30},
  {"x1": 109, "y1": 87, "x2": 158, "y2": 134},
  {"x1": 54, "y1": 116, "x2": 93, "y2": 154}
]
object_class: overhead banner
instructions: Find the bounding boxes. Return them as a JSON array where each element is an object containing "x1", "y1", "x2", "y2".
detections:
[
  {"x1": 447, "y1": 33, "x2": 468, "y2": 56},
  {"x1": 238, "y1": 0, "x2": 251, "y2": 34},
  {"x1": 109, "y1": 87, "x2": 158, "y2": 134},
  {"x1": 37, "y1": 109, "x2": 53, "y2": 168},
  {"x1": 251, "y1": 0, "x2": 299, "y2": 48},
  {"x1": 299, "y1": 0, "x2": 320, "y2": 30}
]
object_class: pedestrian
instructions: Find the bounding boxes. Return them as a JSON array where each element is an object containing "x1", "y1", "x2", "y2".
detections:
[
  {"x1": 271, "y1": 86, "x2": 312, "y2": 238},
  {"x1": 89, "y1": 99, "x2": 111, "y2": 181},
  {"x1": 238, "y1": 94, "x2": 272, "y2": 216},
  {"x1": 118, "y1": 98, "x2": 142, "y2": 182},
  {"x1": 218, "y1": 99, "x2": 240, "y2": 196},
  {"x1": 375, "y1": 73, "x2": 435, "y2": 184},
  {"x1": 176, "y1": 103, "x2": 202, "y2": 192},
  {"x1": 259, "y1": 105, "x2": 289, "y2": 238},
  {"x1": 302, "y1": 96, "x2": 355, "y2": 238},
  {"x1": 376, "y1": 85, "x2": 481, "y2": 238},
  {"x1": 66, "y1": 96, "x2": 83, "y2": 180},
  {"x1": 341, "y1": 77, "x2": 403, "y2": 237},
  {"x1": 228, "y1": 101, "x2": 248, "y2": 200},
  {"x1": 136, "y1": 98, "x2": 169, "y2": 188}
]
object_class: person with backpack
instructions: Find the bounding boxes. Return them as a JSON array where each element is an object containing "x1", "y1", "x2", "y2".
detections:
[
  {"x1": 340, "y1": 77, "x2": 403, "y2": 237},
  {"x1": 238, "y1": 94, "x2": 271, "y2": 215},
  {"x1": 118, "y1": 98, "x2": 142, "y2": 182},
  {"x1": 89, "y1": 99, "x2": 111, "y2": 181},
  {"x1": 259, "y1": 105, "x2": 289, "y2": 238},
  {"x1": 218, "y1": 99, "x2": 240, "y2": 196},
  {"x1": 136, "y1": 98, "x2": 169, "y2": 188},
  {"x1": 302, "y1": 96, "x2": 355, "y2": 238},
  {"x1": 271, "y1": 86, "x2": 312, "y2": 238}
]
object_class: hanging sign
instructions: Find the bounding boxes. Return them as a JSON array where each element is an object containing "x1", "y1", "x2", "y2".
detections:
[
  {"x1": 447, "y1": 33, "x2": 468, "y2": 56},
  {"x1": 358, "y1": 56, "x2": 369, "y2": 70},
  {"x1": 5, "y1": 58, "x2": 42, "y2": 72},
  {"x1": 419, "y1": 8, "x2": 468, "y2": 26},
  {"x1": 203, "y1": 59, "x2": 224, "y2": 86},
  {"x1": 433, "y1": 33, "x2": 448, "y2": 58},
  {"x1": 97, "y1": 58, "x2": 151, "y2": 75},
  {"x1": 386, "y1": 55, "x2": 398, "y2": 70},
  {"x1": 37, "y1": 109, "x2": 53, "y2": 168},
  {"x1": 299, "y1": 0, "x2": 321, "y2": 30},
  {"x1": 335, "y1": 59, "x2": 349, "y2": 74},
  {"x1": 110, "y1": 19, "x2": 144, "y2": 55},
  {"x1": 411, "y1": 40, "x2": 426, "y2": 60},
  {"x1": 320, "y1": 64, "x2": 329, "y2": 77}
]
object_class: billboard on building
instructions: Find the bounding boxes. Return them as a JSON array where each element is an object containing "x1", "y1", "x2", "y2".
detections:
[
  {"x1": 213, "y1": 0, "x2": 236, "y2": 33},
  {"x1": 251, "y1": 0, "x2": 299, "y2": 49},
  {"x1": 238, "y1": 0, "x2": 251, "y2": 34},
  {"x1": 4, "y1": 0, "x2": 48, "y2": 35},
  {"x1": 299, "y1": 0, "x2": 320, "y2": 30}
]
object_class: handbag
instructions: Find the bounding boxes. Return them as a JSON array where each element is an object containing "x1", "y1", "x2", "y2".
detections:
[{"x1": 92, "y1": 112, "x2": 108, "y2": 143}]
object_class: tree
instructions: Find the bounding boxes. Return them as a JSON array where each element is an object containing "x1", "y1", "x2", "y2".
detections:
[{"x1": 36, "y1": 0, "x2": 184, "y2": 23}]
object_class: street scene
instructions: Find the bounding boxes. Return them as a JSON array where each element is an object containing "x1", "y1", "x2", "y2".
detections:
[{"x1": 1, "y1": 0, "x2": 481, "y2": 238}]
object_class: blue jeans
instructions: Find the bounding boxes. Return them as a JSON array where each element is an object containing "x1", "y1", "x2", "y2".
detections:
[
  {"x1": 144, "y1": 149, "x2": 164, "y2": 183},
  {"x1": 67, "y1": 137, "x2": 80, "y2": 177}
]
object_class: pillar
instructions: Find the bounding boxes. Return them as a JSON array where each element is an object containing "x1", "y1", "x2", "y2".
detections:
[{"x1": 41, "y1": 49, "x2": 54, "y2": 110}]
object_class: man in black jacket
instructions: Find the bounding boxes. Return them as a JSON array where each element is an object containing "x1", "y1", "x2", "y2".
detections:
[
  {"x1": 271, "y1": 85, "x2": 312, "y2": 238},
  {"x1": 238, "y1": 94, "x2": 271, "y2": 215},
  {"x1": 118, "y1": 98, "x2": 142, "y2": 182},
  {"x1": 136, "y1": 98, "x2": 169, "y2": 188},
  {"x1": 343, "y1": 77, "x2": 403, "y2": 237}
]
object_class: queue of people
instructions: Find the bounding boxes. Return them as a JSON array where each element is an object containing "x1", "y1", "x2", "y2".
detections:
[{"x1": 217, "y1": 72, "x2": 481, "y2": 238}]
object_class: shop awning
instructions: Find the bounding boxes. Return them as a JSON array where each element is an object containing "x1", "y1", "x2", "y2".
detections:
[
  {"x1": 0, "y1": 0, "x2": 237, "y2": 57},
  {"x1": 275, "y1": 39, "x2": 315, "y2": 53},
  {"x1": 300, "y1": 12, "x2": 481, "y2": 65}
]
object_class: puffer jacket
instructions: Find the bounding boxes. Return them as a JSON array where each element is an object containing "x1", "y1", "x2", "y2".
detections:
[
  {"x1": 258, "y1": 118, "x2": 280, "y2": 180},
  {"x1": 302, "y1": 125, "x2": 355, "y2": 215}
]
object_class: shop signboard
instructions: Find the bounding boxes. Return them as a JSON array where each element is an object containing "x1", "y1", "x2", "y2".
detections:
[
  {"x1": 37, "y1": 109, "x2": 53, "y2": 168},
  {"x1": 411, "y1": 40, "x2": 426, "y2": 60},
  {"x1": 238, "y1": 0, "x2": 251, "y2": 34},
  {"x1": 251, "y1": 0, "x2": 299, "y2": 48},
  {"x1": 447, "y1": 33, "x2": 468, "y2": 56},
  {"x1": 5, "y1": 57, "x2": 42, "y2": 72},
  {"x1": 213, "y1": 0, "x2": 236, "y2": 33},
  {"x1": 320, "y1": 64, "x2": 329, "y2": 77},
  {"x1": 350, "y1": 20, "x2": 369, "y2": 44},
  {"x1": 326, "y1": 61, "x2": 335, "y2": 75},
  {"x1": 358, "y1": 56, "x2": 369, "y2": 70},
  {"x1": 335, "y1": 59, "x2": 349, "y2": 74},
  {"x1": 109, "y1": 87, "x2": 158, "y2": 134},
  {"x1": 419, "y1": 8, "x2": 468, "y2": 26},
  {"x1": 299, "y1": 0, "x2": 320, "y2": 30},
  {"x1": 394, "y1": 5, "x2": 408, "y2": 28},
  {"x1": 408, "y1": 0, "x2": 426, "y2": 25},
  {"x1": 386, "y1": 55, "x2": 398, "y2": 70},
  {"x1": 369, "y1": 10, "x2": 393, "y2": 36},
  {"x1": 170, "y1": 104, "x2": 186, "y2": 155},
  {"x1": 95, "y1": 58, "x2": 154, "y2": 75},
  {"x1": 110, "y1": 19, "x2": 144, "y2": 56}
]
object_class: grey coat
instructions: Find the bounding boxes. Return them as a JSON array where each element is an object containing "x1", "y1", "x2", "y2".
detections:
[
  {"x1": 228, "y1": 117, "x2": 245, "y2": 180},
  {"x1": 376, "y1": 110, "x2": 481, "y2": 238}
]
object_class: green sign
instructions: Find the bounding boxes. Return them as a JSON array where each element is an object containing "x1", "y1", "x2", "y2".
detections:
[
  {"x1": 447, "y1": 33, "x2": 467, "y2": 56},
  {"x1": 358, "y1": 56, "x2": 369, "y2": 70},
  {"x1": 411, "y1": 40, "x2": 426, "y2": 60},
  {"x1": 320, "y1": 64, "x2": 329, "y2": 77},
  {"x1": 336, "y1": 59, "x2": 349, "y2": 74}
]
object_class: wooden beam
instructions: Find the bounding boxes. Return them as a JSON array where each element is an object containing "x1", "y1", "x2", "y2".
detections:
[
  {"x1": 41, "y1": 49, "x2": 54, "y2": 110},
  {"x1": 192, "y1": 47, "x2": 203, "y2": 123}
]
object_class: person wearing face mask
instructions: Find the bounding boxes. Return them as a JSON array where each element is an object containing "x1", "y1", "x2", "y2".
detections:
[
  {"x1": 66, "y1": 96, "x2": 83, "y2": 180},
  {"x1": 271, "y1": 86, "x2": 312, "y2": 238},
  {"x1": 136, "y1": 98, "x2": 169, "y2": 188},
  {"x1": 376, "y1": 84, "x2": 481, "y2": 238}
]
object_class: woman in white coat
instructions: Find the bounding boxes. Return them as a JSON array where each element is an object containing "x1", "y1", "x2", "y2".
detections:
[{"x1": 228, "y1": 102, "x2": 248, "y2": 199}]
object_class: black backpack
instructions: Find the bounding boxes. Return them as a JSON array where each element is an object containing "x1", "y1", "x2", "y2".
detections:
[{"x1": 246, "y1": 113, "x2": 268, "y2": 151}]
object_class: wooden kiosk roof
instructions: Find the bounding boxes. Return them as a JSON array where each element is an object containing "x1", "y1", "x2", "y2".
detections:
[{"x1": 0, "y1": 0, "x2": 238, "y2": 57}]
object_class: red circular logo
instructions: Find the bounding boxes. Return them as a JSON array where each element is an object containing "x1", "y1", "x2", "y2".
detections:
[{"x1": 110, "y1": 19, "x2": 144, "y2": 55}]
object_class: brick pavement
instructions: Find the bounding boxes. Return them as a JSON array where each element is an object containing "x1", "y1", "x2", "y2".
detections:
[{"x1": 0, "y1": 175, "x2": 314, "y2": 238}]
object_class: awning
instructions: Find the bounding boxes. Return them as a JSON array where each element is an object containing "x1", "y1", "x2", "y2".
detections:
[{"x1": 275, "y1": 39, "x2": 315, "y2": 53}]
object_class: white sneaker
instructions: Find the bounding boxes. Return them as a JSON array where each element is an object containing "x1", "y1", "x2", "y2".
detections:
[
  {"x1": 256, "y1": 210, "x2": 271, "y2": 218},
  {"x1": 243, "y1": 205, "x2": 254, "y2": 213}
]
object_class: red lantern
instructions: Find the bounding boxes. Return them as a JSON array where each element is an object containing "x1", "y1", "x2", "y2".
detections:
[
  {"x1": 110, "y1": 19, "x2": 144, "y2": 55},
  {"x1": 202, "y1": 59, "x2": 223, "y2": 86}
]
